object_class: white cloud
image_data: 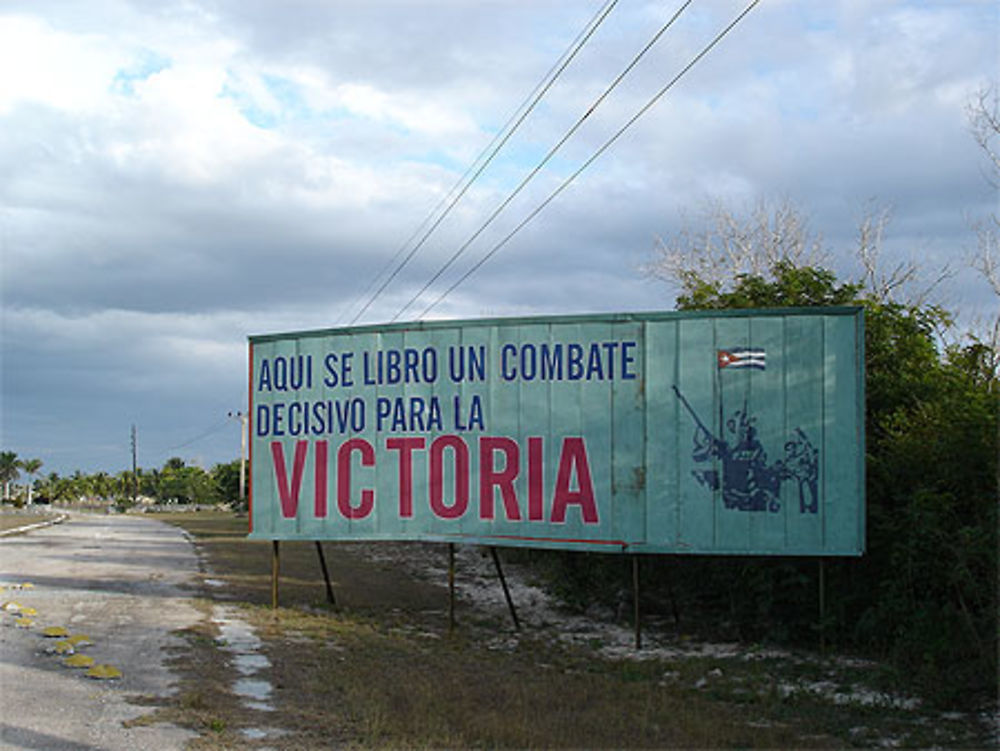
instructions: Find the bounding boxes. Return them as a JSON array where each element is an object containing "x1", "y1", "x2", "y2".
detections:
[
  {"x1": 330, "y1": 82, "x2": 479, "y2": 139},
  {"x1": 0, "y1": 15, "x2": 124, "y2": 115},
  {"x1": 102, "y1": 62, "x2": 285, "y2": 185}
]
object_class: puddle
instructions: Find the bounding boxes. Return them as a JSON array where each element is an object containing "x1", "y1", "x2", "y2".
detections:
[
  {"x1": 212, "y1": 605, "x2": 275, "y2": 712},
  {"x1": 215, "y1": 609, "x2": 262, "y2": 651},
  {"x1": 234, "y1": 678, "x2": 275, "y2": 711},
  {"x1": 242, "y1": 726, "x2": 289, "y2": 741},
  {"x1": 234, "y1": 653, "x2": 270, "y2": 674}
]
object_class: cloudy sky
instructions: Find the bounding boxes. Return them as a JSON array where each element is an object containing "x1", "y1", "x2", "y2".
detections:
[{"x1": 1, "y1": 0, "x2": 996, "y2": 477}]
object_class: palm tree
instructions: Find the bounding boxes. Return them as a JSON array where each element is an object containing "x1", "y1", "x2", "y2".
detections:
[
  {"x1": 21, "y1": 458, "x2": 42, "y2": 505},
  {"x1": 0, "y1": 451, "x2": 20, "y2": 501},
  {"x1": 141, "y1": 468, "x2": 161, "y2": 499},
  {"x1": 92, "y1": 471, "x2": 113, "y2": 500},
  {"x1": 71, "y1": 470, "x2": 90, "y2": 501},
  {"x1": 40, "y1": 472, "x2": 61, "y2": 502}
]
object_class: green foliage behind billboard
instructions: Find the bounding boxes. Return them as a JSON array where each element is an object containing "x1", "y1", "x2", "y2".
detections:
[{"x1": 248, "y1": 308, "x2": 864, "y2": 555}]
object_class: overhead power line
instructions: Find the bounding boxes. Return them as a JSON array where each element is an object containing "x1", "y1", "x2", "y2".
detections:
[
  {"x1": 392, "y1": 0, "x2": 696, "y2": 322},
  {"x1": 344, "y1": 0, "x2": 620, "y2": 325},
  {"x1": 417, "y1": 0, "x2": 762, "y2": 319},
  {"x1": 161, "y1": 417, "x2": 230, "y2": 454}
]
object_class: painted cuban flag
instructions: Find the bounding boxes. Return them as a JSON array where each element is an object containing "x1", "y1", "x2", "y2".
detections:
[{"x1": 717, "y1": 348, "x2": 766, "y2": 370}]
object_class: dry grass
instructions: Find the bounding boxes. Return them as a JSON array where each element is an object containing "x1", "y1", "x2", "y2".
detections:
[
  {"x1": 0, "y1": 510, "x2": 57, "y2": 533},
  {"x1": 143, "y1": 511, "x2": 988, "y2": 749},
  {"x1": 253, "y1": 612, "x2": 822, "y2": 749}
]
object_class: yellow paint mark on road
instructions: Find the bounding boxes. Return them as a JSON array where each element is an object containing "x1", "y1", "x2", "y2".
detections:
[
  {"x1": 41, "y1": 626, "x2": 69, "y2": 638},
  {"x1": 2, "y1": 601, "x2": 23, "y2": 613},
  {"x1": 19, "y1": 607, "x2": 37, "y2": 617},
  {"x1": 20, "y1": 583, "x2": 34, "y2": 589},
  {"x1": 15, "y1": 618, "x2": 34, "y2": 628},
  {"x1": 67, "y1": 634, "x2": 93, "y2": 647},
  {"x1": 64, "y1": 654, "x2": 96, "y2": 669},
  {"x1": 47, "y1": 641, "x2": 75, "y2": 655},
  {"x1": 86, "y1": 664, "x2": 122, "y2": 680}
]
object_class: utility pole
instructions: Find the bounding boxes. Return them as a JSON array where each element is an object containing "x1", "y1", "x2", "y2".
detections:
[
  {"x1": 228, "y1": 411, "x2": 248, "y2": 507},
  {"x1": 130, "y1": 424, "x2": 138, "y2": 504}
]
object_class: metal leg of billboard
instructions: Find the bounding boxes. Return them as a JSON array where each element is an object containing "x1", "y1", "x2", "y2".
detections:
[
  {"x1": 819, "y1": 558, "x2": 826, "y2": 655},
  {"x1": 315, "y1": 541, "x2": 336, "y2": 606},
  {"x1": 448, "y1": 543, "x2": 456, "y2": 634},
  {"x1": 489, "y1": 547, "x2": 520, "y2": 631},
  {"x1": 633, "y1": 555, "x2": 642, "y2": 650},
  {"x1": 271, "y1": 540, "x2": 280, "y2": 610}
]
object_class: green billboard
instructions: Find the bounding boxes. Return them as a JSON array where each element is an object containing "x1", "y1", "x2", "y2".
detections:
[{"x1": 248, "y1": 308, "x2": 864, "y2": 556}]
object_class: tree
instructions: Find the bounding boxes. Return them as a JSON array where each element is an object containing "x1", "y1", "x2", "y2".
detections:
[
  {"x1": 43, "y1": 472, "x2": 75, "y2": 503},
  {"x1": 968, "y1": 83, "x2": 1000, "y2": 178},
  {"x1": 0, "y1": 452, "x2": 20, "y2": 501},
  {"x1": 89, "y1": 471, "x2": 114, "y2": 500},
  {"x1": 966, "y1": 82, "x2": 1000, "y2": 512},
  {"x1": 966, "y1": 82, "x2": 1000, "y2": 375},
  {"x1": 21, "y1": 458, "x2": 42, "y2": 505},
  {"x1": 140, "y1": 468, "x2": 161, "y2": 499},
  {"x1": 647, "y1": 197, "x2": 947, "y2": 311},
  {"x1": 115, "y1": 471, "x2": 137, "y2": 504},
  {"x1": 36, "y1": 472, "x2": 58, "y2": 502},
  {"x1": 211, "y1": 460, "x2": 243, "y2": 507},
  {"x1": 159, "y1": 458, "x2": 214, "y2": 504},
  {"x1": 70, "y1": 470, "x2": 90, "y2": 501}
]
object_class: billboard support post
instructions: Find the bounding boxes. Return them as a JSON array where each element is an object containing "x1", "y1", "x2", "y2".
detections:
[
  {"x1": 271, "y1": 540, "x2": 280, "y2": 610},
  {"x1": 315, "y1": 541, "x2": 336, "y2": 606},
  {"x1": 489, "y1": 547, "x2": 520, "y2": 631},
  {"x1": 819, "y1": 558, "x2": 827, "y2": 655},
  {"x1": 448, "y1": 543, "x2": 456, "y2": 634},
  {"x1": 633, "y1": 555, "x2": 642, "y2": 650}
]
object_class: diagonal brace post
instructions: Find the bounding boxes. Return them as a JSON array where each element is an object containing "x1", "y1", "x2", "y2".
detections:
[
  {"x1": 490, "y1": 546, "x2": 520, "y2": 631},
  {"x1": 315, "y1": 541, "x2": 336, "y2": 606}
]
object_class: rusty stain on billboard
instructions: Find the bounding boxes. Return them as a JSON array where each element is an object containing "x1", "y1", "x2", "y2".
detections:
[{"x1": 248, "y1": 308, "x2": 864, "y2": 556}]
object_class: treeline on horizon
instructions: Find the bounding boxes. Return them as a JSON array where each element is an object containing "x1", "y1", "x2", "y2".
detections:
[{"x1": 0, "y1": 454, "x2": 244, "y2": 508}]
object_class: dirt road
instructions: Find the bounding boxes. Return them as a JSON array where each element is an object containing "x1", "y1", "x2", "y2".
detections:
[{"x1": 0, "y1": 512, "x2": 202, "y2": 750}]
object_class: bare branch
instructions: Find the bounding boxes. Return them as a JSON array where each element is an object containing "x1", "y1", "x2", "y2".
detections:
[
  {"x1": 966, "y1": 83, "x2": 1000, "y2": 372},
  {"x1": 968, "y1": 214, "x2": 1000, "y2": 375},
  {"x1": 967, "y1": 83, "x2": 1000, "y2": 184},
  {"x1": 852, "y1": 200, "x2": 953, "y2": 307},
  {"x1": 971, "y1": 215, "x2": 1000, "y2": 297},
  {"x1": 644, "y1": 197, "x2": 828, "y2": 296}
]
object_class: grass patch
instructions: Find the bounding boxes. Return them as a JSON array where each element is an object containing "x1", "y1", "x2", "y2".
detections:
[
  {"x1": 246, "y1": 606, "x2": 826, "y2": 749},
  {"x1": 0, "y1": 511, "x2": 57, "y2": 533}
]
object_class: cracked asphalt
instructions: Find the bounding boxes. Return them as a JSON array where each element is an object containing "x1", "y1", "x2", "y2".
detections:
[{"x1": 0, "y1": 511, "x2": 202, "y2": 750}]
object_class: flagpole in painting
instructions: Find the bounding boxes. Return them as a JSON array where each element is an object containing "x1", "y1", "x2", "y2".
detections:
[{"x1": 718, "y1": 347, "x2": 770, "y2": 512}]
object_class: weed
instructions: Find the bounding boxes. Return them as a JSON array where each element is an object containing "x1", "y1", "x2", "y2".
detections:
[{"x1": 207, "y1": 718, "x2": 226, "y2": 733}]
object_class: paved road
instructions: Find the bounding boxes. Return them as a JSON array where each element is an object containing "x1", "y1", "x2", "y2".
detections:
[{"x1": 0, "y1": 512, "x2": 202, "y2": 750}]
